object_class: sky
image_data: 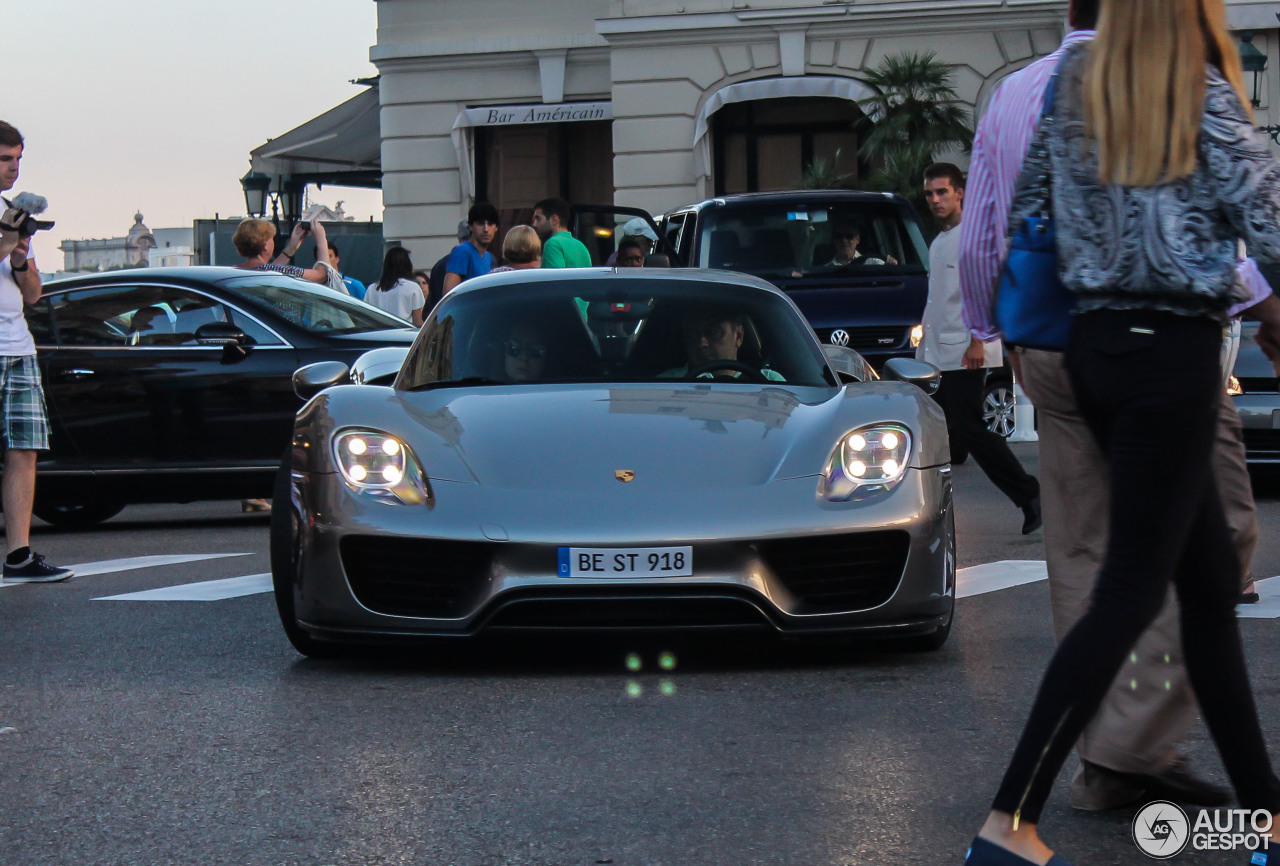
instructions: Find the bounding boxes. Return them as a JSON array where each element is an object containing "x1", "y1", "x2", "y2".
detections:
[{"x1": 6, "y1": 0, "x2": 383, "y2": 267}]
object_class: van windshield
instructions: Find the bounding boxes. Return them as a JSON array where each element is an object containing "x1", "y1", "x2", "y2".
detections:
[{"x1": 697, "y1": 201, "x2": 928, "y2": 280}]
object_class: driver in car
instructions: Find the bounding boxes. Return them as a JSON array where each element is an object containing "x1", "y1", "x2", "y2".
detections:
[
  {"x1": 826, "y1": 222, "x2": 897, "y2": 267},
  {"x1": 661, "y1": 309, "x2": 785, "y2": 381}
]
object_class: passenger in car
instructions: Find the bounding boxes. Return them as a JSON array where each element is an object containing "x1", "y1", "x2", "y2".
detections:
[{"x1": 502, "y1": 321, "x2": 549, "y2": 383}]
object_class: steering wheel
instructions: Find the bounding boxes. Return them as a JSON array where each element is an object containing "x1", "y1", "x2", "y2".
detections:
[{"x1": 686, "y1": 359, "x2": 767, "y2": 382}]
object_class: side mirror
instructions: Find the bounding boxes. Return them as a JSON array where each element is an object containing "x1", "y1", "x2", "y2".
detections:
[
  {"x1": 294, "y1": 361, "x2": 351, "y2": 401},
  {"x1": 195, "y1": 321, "x2": 247, "y2": 347},
  {"x1": 350, "y1": 346, "x2": 410, "y2": 386},
  {"x1": 822, "y1": 344, "x2": 876, "y2": 385},
  {"x1": 882, "y1": 357, "x2": 942, "y2": 395}
]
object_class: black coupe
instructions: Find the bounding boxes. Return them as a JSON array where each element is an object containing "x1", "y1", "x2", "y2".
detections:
[{"x1": 24, "y1": 267, "x2": 418, "y2": 527}]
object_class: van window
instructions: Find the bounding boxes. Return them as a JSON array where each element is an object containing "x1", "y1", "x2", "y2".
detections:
[{"x1": 697, "y1": 201, "x2": 928, "y2": 280}]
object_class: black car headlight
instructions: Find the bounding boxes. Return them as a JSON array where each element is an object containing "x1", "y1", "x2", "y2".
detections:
[
  {"x1": 820, "y1": 424, "x2": 912, "y2": 501},
  {"x1": 332, "y1": 429, "x2": 429, "y2": 505}
]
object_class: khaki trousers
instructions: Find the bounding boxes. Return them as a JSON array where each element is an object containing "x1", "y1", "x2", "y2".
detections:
[{"x1": 1019, "y1": 348, "x2": 1257, "y2": 773}]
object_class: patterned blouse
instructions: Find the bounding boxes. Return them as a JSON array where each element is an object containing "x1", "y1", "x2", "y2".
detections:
[{"x1": 1015, "y1": 44, "x2": 1280, "y2": 322}]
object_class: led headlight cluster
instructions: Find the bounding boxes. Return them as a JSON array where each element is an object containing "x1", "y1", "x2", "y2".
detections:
[
  {"x1": 333, "y1": 429, "x2": 428, "y2": 505},
  {"x1": 821, "y1": 424, "x2": 913, "y2": 501},
  {"x1": 909, "y1": 324, "x2": 924, "y2": 348}
]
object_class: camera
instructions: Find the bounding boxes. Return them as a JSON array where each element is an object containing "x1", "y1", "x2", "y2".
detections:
[
  {"x1": 1, "y1": 194, "x2": 53, "y2": 238},
  {"x1": 297, "y1": 221, "x2": 311, "y2": 233}
]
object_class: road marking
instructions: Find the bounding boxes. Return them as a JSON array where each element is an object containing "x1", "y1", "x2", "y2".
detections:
[
  {"x1": 959, "y1": 560, "x2": 1280, "y2": 619},
  {"x1": 1237, "y1": 575, "x2": 1280, "y2": 619},
  {"x1": 95, "y1": 573, "x2": 271, "y2": 602},
  {"x1": 0, "y1": 553, "x2": 252, "y2": 589},
  {"x1": 957, "y1": 560, "x2": 1047, "y2": 599}
]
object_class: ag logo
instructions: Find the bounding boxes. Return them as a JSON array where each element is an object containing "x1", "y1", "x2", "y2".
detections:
[
  {"x1": 1133, "y1": 800, "x2": 1190, "y2": 859},
  {"x1": 830, "y1": 329, "x2": 850, "y2": 347}
]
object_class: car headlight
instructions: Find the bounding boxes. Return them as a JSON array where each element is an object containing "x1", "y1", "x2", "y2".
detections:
[
  {"x1": 333, "y1": 429, "x2": 429, "y2": 506},
  {"x1": 1227, "y1": 375, "x2": 1243, "y2": 396},
  {"x1": 909, "y1": 324, "x2": 924, "y2": 348},
  {"x1": 820, "y1": 424, "x2": 913, "y2": 501}
]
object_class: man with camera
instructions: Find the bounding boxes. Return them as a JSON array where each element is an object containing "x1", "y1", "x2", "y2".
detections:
[{"x1": 0, "y1": 121, "x2": 71, "y2": 582}]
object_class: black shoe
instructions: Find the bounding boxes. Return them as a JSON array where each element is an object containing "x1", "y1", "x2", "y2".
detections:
[
  {"x1": 1120, "y1": 759, "x2": 1233, "y2": 808},
  {"x1": 2, "y1": 552, "x2": 74, "y2": 583},
  {"x1": 1021, "y1": 496, "x2": 1042, "y2": 535}
]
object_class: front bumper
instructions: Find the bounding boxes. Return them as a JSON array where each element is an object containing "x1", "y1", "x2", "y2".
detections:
[{"x1": 285, "y1": 468, "x2": 954, "y2": 643}]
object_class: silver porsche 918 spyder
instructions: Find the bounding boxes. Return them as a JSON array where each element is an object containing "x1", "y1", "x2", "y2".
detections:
[{"x1": 271, "y1": 269, "x2": 955, "y2": 657}]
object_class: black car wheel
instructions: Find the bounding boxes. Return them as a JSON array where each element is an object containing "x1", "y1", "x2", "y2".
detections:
[
  {"x1": 32, "y1": 500, "x2": 125, "y2": 529},
  {"x1": 982, "y1": 380, "x2": 1017, "y2": 439},
  {"x1": 270, "y1": 450, "x2": 344, "y2": 659}
]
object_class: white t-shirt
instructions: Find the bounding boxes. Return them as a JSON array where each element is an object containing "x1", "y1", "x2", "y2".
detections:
[
  {"x1": 0, "y1": 260, "x2": 36, "y2": 357},
  {"x1": 364, "y1": 277, "x2": 425, "y2": 322}
]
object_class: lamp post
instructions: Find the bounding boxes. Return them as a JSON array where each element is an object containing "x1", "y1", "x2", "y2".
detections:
[
  {"x1": 1247, "y1": 20, "x2": 1280, "y2": 146},
  {"x1": 240, "y1": 171, "x2": 271, "y2": 219}
]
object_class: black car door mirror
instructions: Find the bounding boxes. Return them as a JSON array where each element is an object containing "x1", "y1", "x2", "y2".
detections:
[
  {"x1": 194, "y1": 322, "x2": 247, "y2": 347},
  {"x1": 294, "y1": 361, "x2": 351, "y2": 401},
  {"x1": 882, "y1": 357, "x2": 942, "y2": 395}
]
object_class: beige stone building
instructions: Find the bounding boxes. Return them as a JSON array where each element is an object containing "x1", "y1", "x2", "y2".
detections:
[{"x1": 323, "y1": 0, "x2": 1280, "y2": 263}]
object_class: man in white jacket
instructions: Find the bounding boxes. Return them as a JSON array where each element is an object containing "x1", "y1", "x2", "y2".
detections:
[{"x1": 917, "y1": 163, "x2": 1041, "y2": 534}]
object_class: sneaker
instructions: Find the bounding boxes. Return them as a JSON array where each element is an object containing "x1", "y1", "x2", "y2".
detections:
[{"x1": 2, "y1": 552, "x2": 74, "y2": 583}]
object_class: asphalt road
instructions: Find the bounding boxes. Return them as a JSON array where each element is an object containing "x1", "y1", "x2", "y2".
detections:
[{"x1": 2, "y1": 444, "x2": 1279, "y2": 865}]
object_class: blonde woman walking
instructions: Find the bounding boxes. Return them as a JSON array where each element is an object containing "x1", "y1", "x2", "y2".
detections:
[{"x1": 967, "y1": 1, "x2": 1280, "y2": 863}]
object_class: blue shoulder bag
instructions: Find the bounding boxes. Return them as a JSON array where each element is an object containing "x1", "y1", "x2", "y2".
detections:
[{"x1": 994, "y1": 67, "x2": 1074, "y2": 351}]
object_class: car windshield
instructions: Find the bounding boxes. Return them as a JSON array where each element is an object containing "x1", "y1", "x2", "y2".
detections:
[
  {"x1": 697, "y1": 200, "x2": 928, "y2": 280},
  {"x1": 398, "y1": 278, "x2": 834, "y2": 389},
  {"x1": 218, "y1": 275, "x2": 411, "y2": 335}
]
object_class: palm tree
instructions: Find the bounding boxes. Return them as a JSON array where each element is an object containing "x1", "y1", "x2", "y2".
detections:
[{"x1": 856, "y1": 51, "x2": 974, "y2": 221}]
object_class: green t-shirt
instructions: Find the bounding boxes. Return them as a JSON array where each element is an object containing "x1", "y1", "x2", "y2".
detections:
[{"x1": 542, "y1": 231, "x2": 593, "y2": 268}]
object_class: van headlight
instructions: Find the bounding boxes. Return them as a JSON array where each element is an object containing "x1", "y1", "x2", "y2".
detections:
[
  {"x1": 909, "y1": 324, "x2": 924, "y2": 348},
  {"x1": 333, "y1": 429, "x2": 429, "y2": 505},
  {"x1": 820, "y1": 424, "x2": 912, "y2": 501},
  {"x1": 1227, "y1": 375, "x2": 1243, "y2": 396}
]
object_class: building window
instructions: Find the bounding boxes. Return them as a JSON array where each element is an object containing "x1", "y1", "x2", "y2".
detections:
[
  {"x1": 475, "y1": 120, "x2": 614, "y2": 226},
  {"x1": 712, "y1": 97, "x2": 868, "y2": 195}
]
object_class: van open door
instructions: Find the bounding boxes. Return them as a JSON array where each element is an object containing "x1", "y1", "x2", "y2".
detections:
[{"x1": 569, "y1": 205, "x2": 684, "y2": 267}]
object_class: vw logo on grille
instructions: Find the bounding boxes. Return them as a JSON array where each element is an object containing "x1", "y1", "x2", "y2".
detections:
[{"x1": 830, "y1": 329, "x2": 851, "y2": 347}]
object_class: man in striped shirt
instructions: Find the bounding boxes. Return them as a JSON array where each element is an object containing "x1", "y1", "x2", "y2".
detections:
[{"x1": 958, "y1": 0, "x2": 1235, "y2": 812}]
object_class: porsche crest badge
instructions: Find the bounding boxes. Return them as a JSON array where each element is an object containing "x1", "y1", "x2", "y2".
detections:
[{"x1": 615, "y1": 470, "x2": 636, "y2": 483}]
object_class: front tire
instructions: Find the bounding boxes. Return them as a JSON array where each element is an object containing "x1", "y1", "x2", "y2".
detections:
[
  {"x1": 33, "y1": 500, "x2": 125, "y2": 529},
  {"x1": 270, "y1": 450, "x2": 344, "y2": 659}
]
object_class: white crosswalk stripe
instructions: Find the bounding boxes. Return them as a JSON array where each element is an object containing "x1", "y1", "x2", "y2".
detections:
[
  {"x1": 62, "y1": 555, "x2": 1280, "y2": 617},
  {"x1": 0, "y1": 553, "x2": 251, "y2": 589},
  {"x1": 95, "y1": 573, "x2": 271, "y2": 602}
]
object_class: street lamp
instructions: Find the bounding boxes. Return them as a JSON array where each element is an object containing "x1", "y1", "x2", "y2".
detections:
[
  {"x1": 1240, "y1": 31, "x2": 1268, "y2": 107},
  {"x1": 1244, "y1": 22, "x2": 1280, "y2": 146},
  {"x1": 240, "y1": 171, "x2": 271, "y2": 218}
]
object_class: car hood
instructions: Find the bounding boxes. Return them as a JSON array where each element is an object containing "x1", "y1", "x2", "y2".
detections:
[{"x1": 396, "y1": 384, "x2": 830, "y2": 487}]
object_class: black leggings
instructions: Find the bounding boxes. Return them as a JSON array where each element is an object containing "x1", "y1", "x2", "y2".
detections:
[{"x1": 991, "y1": 309, "x2": 1280, "y2": 824}]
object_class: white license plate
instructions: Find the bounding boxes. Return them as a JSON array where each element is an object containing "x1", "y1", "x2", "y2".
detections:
[{"x1": 557, "y1": 546, "x2": 693, "y2": 578}]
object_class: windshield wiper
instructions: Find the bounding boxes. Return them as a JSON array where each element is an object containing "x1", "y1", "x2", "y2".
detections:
[{"x1": 409, "y1": 376, "x2": 504, "y2": 391}]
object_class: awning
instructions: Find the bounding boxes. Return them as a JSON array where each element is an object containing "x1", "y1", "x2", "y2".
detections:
[
  {"x1": 692, "y1": 76, "x2": 879, "y2": 182},
  {"x1": 451, "y1": 101, "x2": 613, "y2": 198},
  {"x1": 250, "y1": 85, "x2": 382, "y2": 187}
]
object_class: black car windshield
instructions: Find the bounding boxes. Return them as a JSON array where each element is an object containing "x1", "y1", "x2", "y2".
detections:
[
  {"x1": 697, "y1": 200, "x2": 928, "y2": 280},
  {"x1": 218, "y1": 275, "x2": 411, "y2": 335},
  {"x1": 398, "y1": 278, "x2": 834, "y2": 389}
]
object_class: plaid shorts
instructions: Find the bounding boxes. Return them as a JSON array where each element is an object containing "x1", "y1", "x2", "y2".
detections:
[{"x1": 0, "y1": 355, "x2": 50, "y2": 451}]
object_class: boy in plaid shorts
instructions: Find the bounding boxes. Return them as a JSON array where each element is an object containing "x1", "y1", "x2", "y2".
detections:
[{"x1": 0, "y1": 121, "x2": 71, "y2": 582}]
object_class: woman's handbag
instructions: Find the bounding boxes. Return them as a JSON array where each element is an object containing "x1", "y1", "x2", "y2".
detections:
[{"x1": 994, "y1": 67, "x2": 1074, "y2": 351}]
